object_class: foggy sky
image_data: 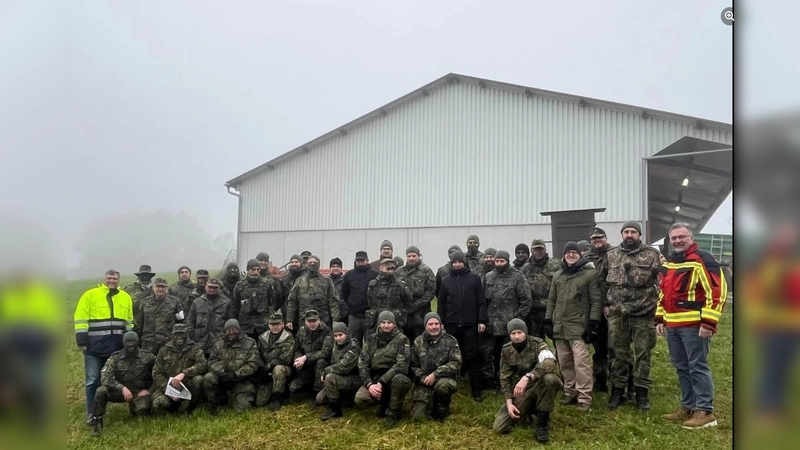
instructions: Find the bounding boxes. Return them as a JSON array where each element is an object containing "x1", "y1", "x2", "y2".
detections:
[{"x1": 1, "y1": 0, "x2": 752, "y2": 270}]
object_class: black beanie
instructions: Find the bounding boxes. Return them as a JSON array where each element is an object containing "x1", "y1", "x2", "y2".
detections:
[
  {"x1": 450, "y1": 251, "x2": 466, "y2": 263},
  {"x1": 515, "y1": 243, "x2": 530, "y2": 254},
  {"x1": 621, "y1": 220, "x2": 642, "y2": 235},
  {"x1": 330, "y1": 258, "x2": 343, "y2": 267},
  {"x1": 563, "y1": 241, "x2": 581, "y2": 254}
]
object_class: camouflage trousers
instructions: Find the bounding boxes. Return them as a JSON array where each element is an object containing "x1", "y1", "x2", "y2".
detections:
[
  {"x1": 202, "y1": 372, "x2": 255, "y2": 412},
  {"x1": 410, "y1": 377, "x2": 458, "y2": 420},
  {"x1": 92, "y1": 386, "x2": 152, "y2": 417},
  {"x1": 255, "y1": 365, "x2": 291, "y2": 407},
  {"x1": 315, "y1": 373, "x2": 362, "y2": 404},
  {"x1": 493, "y1": 373, "x2": 562, "y2": 433},
  {"x1": 354, "y1": 374, "x2": 412, "y2": 412},
  {"x1": 152, "y1": 375, "x2": 204, "y2": 413},
  {"x1": 607, "y1": 311, "x2": 656, "y2": 390},
  {"x1": 289, "y1": 359, "x2": 328, "y2": 395}
]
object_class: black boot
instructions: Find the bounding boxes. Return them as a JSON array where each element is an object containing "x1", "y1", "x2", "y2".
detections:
[
  {"x1": 269, "y1": 393, "x2": 283, "y2": 411},
  {"x1": 535, "y1": 411, "x2": 550, "y2": 443},
  {"x1": 593, "y1": 375, "x2": 608, "y2": 393},
  {"x1": 626, "y1": 373, "x2": 635, "y2": 402},
  {"x1": 435, "y1": 397, "x2": 451, "y2": 422},
  {"x1": 385, "y1": 409, "x2": 400, "y2": 428},
  {"x1": 607, "y1": 387, "x2": 626, "y2": 411},
  {"x1": 91, "y1": 416, "x2": 103, "y2": 437},
  {"x1": 635, "y1": 387, "x2": 650, "y2": 411},
  {"x1": 320, "y1": 401, "x2": 343, "y2": 421}
]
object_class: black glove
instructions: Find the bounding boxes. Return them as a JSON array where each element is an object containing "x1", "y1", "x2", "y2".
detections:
[
  {"x1": 542, "y1": 319, "x2": 554, "y2": 340},
  {"x1": 218, "y1": 371, "x2": 235, "y2": 383},
  {"x1": 581, "y1": 320, "x2": 601, "y2": 344}
]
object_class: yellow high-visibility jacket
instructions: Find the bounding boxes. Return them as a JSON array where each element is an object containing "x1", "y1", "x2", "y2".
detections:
[{"x1": 73, "y1": 283, "x2": 133, "y2": 356}]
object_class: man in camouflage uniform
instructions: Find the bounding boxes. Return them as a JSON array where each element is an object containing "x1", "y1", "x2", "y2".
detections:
[
  {"x1": 169, "y1": 266, "x2": 197, "y2": 315},
  {"x1": 327, "y1": 258, "x2": 349, "y2": 324},
  {"x1": 255, "y1": 252, "x2": 284, "y2": 316},
  {"x1": 355, "y1": 311, "x2": 412, "y2": 428},
  {"x1": 394, "y1": 246, "x2": 436, "y2": 343},
  {"x1": 481, "y1": 248, "x2": 497, "y2": 284},
  {"x1": 255, "y1": 312, "x2": 294, "y2": 411},
  {"x1": 584, "y1": 227, "x2": 615, "y2": 393},
  {"x1": 133, "y1": 277, "x2": 183, "y2": 356},
  {"x1": 493, "y1": 319, "x2": 562, "y2": 443},
  {"x1": 435, "y1": 245, "x2": 462, "y2": 296},
  {"x1": 280, "y1": 254, "x2": 307, "y2": 316},
  {"x1": 366, "y1": 258, "x2": 414, "y2": 332},
  {"x1": 152, "y1": 324, "x2": 207, "y2": 414},
  {"x1": 286, "y1": 256, "x2": 340, "y2": 330},
  {"x1": 600, "y1": 221, "x2": 660, "y2": 411},
  {"x1": 124, "y1": 264, "x2": 155, "y2": 310},
  {"x1": 232, "y1": 259, "x2": 276, "y2": 339},
  {"x1": 89, "y1": 331, "x2": 155, "y2": 436},
  {"x1": 256, "y1": 252, "x2": 278, "y2": 279},
  {"x1": 220, "y1": 262, "x2": 243, "y2": 299},
  {"x1": 410, "y1": 312, "x2": 462, "y2": 422},
  {"x1": 289, "y1": 310, "x2": 333, "y2": 404},
  {"x1": 369, "y1": 240, "x2": 405, "y2": 271},
  {"x1": 522, "y1": 239, "x2": 562, "y2": 339},
  {"x1": 486, "y1": 250, "x2": 533, "y2": 385},
  {"x1": 187, "y1": 269, "x2": 210, "y2": 307},
  {"x1": 466, "y1": 234, "x2": 486, "y2": 278},
  {"x1": 317, "y1": 321, "x2": 361, "y2": 421},
  {"x1": 203, "y1": 319, "x2": 261, "y2": 414},
  {"x1": 512, "y1": 243, "x2": 530, "y2": 271},
  {"x1": 300, "y1": 250, "x2": 313, "y2": 265},
  {"x1": 478, "y1": 247, "x2": 498, "y2": 393},
  {"x1": 186, "y1": 278, "x2": 232, "y2": 357}
]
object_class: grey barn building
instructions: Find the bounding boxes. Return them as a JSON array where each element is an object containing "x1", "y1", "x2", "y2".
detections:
[{"x1": 225, "y1": 73, "x2": 732, "y2": 270}]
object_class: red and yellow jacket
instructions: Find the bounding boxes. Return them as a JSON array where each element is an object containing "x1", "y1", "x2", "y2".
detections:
[{"x1": 656, "y1": 243, "x2": 728, "y2": 332}]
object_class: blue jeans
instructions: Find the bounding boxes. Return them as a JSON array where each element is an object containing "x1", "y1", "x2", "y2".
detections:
[
  {"x1": 84, "y1": 354, "x2": 110, "y2": 414},
  {"x1": 666, "y1": 326, "x2": 714, "y2": 412}
]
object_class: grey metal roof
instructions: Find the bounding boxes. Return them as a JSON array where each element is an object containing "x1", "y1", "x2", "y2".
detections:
[{"x1": 225, "y1": 72, "x2": 732, "y2": 187}]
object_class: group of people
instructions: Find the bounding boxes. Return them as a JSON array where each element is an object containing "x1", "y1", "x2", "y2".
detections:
[{"x1": 73, "y1": 221, "x2": 728, "y2": 443}]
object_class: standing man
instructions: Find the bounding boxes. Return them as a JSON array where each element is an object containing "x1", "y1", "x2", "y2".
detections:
[
  {"x1": 601, "y1": 221, "x2": 661, "y2": 411},
  {"x1": 280, "y1": 255, "x2": 307, "y2": 315},
  {"x1": 169, "y1": 266, "x2": 197, "y2": 316},
  {"x1": 255, "y1": 312, "x2": 294, "y2": 411},
  {"x1": 186, "y1": 279, "x2": 232, "y2": 357},
  {"x1": 577, "y1": 240, "x2": 592, "y2": 256},
  {"x1": 435, "y1": 245, "x2": 463, "y2": 296},
  {"x1": 486, "y1": 250, "x2": 533, "y2": 387},
  {"x1": 657, "y1": 223, "x2": 728, "y2": 428},
  {"x1": 203, "y1": 319, "x2": 261, "y2": 414},
  {"x1": 232, "y1": 259, "x2": 276, "y2": 339},
  {"x1": 256, "y1": 252, "x2": 284, "y2": 315},
  {"x1": 465, "y1": 235, "x2": 486, "y2": 278},
  {"x1": 409, "y1": 312, "x2": 462, "y2": 422},
  {"x1": 482, "y1": 248, "x2": 497, "y2": 284},
  {"x1": 256, "y1": 252, "x2": 275, "y2": 278},
  {"x1": 300, "y1": 250, "x2": 313, "y2": 266},
  {"x1": 133, "y1": 277, "x2": 183, "y2": 356},
  {"x1": 369, "y1": 240, "x2": 404, "y2": 271},
  {"x1": 522, "y1": 240, "x2": 562, "y2": 339},
  {"x1": 74, "y1": 269, "x2": 133, "y2": 424},
  {"x1": 512, "y1": 244, "x2": 529, "y2": 271},
  {"x1": 584, "y1": 227, "x2": 615, "y2": 393},
  {"x1": 124, "y1": 264, "x2": 155, "y2": 309},
  {"x1": 317, "y1": 322, "x2": 362, "y2": 421},
  {"x1": 187, "y1": 269, "x2": 210, "y2": 308},
  {"x1": 151, "y1": 324, "x2": 207, "y2": 415},
  {"x1": 365, "y1": 259, "x2": 414, "y2": 332},
  {"x1": 220, "y1": 263, "x2": 242, "y2": 299},
  {"x1": 341, "y1": 251, "x2": 379, "y2": 344},
  {"x1": 437, "y1": 250, "x2": 488, "y2": 401},
  {"x1": 286, "y1": 256, "x2": 340, "y2": 330},
  {"x1": 328, "y1": 258, "x2": 348, "y2": 324},
  {"x1": 394, "y1": 246, "x2": 436, "y2": 343}
]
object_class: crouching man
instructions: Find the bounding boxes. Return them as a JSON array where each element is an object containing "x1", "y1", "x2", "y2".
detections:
[
  {"x1": 152, "y1": 324, "x2": 207, "y2": 415},
  {"x1": 317, "y1": 322, "x2": 362, "y2": 421},
  {"x1": 255, "y1": 312, "x2": 294, "y2": 411},
  {"x1": 203, "y1": 319, "x2": 261, "y2": 414},
  {"x1": 410, "y1": 312, "x2": 462, "y2": 422},
  {"x1": 493, "y1": 319, "x2": 562, "y2": 443}
]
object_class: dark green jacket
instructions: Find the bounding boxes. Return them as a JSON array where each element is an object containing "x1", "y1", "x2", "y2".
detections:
[{"x1": 545, "y1": 259, "x2": 603, "y2": 340}]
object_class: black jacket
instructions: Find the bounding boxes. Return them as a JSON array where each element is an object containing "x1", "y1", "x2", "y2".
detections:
[
  {"x1": 341, "y1": 266, "x2": 379, "y2": 317},
  {"x1": 437, "y1": 267, "x2": 487, "y2": 327}
]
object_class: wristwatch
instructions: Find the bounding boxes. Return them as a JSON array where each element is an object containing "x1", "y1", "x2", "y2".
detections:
[{"x1": 525, "y1": 372, "x2": 533, "y2": 380}]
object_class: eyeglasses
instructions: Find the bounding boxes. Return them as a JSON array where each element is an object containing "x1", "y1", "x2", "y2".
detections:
[
  {"x1": 564, "y1": 251, "x2": 580, "y2": 257},
  {"x1": 670, "y1": 235, "x2": 692, "y2": 241},
  {"x1": 384, "y1": 267, "x2": 397, "y2": 271},
  {"x1": 590, "y1": 236, "x2": 605, "y2": 240}
]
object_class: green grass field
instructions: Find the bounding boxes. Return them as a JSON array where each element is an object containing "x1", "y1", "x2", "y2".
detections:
[{"x1": 66, "y1": 276, "x2": 732, "y2": 450}]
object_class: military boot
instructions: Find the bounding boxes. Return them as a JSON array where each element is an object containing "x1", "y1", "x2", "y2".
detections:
[
  {"x1": 635, "y1": 387, "x2": 650, "y2": 411},
  {"x1": 91, "y1": 416, "x2": 104, "y2": 437},
  {"x1": 593, "y1": 375, "x2": 608, "y2": 393},
  {"x1": 535, "y1": 411, "x2": 550, "y2": 443},
  {"x1": 626, "y1": 374, "x2": 636, "y2": 402},
  {"x1": 385, "y1": 409, "x2": 400, "y2": 428},
  {"x1": 320, "y1": 401, "x2": 343, "y2": 421},
  {"x1": 435, "y1": 397, "x2": 451, "y2": 423},
  {"x1": 269, "y1": 394, "x2": 283, "y2": 411},
  {"x1": 607, "y1": 387, "x2": 626, "y2": 411}
]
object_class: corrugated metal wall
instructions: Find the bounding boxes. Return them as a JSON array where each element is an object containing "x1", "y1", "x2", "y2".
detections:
[{"x1": 239, "y1": 82, "x2": 732, "y2": 232}]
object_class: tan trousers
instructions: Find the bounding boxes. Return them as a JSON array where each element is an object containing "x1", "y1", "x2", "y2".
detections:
[{"x1": 555, "y1": 339, "x2": 593, "y2": 404}]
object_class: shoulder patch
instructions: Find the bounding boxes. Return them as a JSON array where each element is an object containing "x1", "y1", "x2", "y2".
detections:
[{"x1": 368, "y1": 279, "x2": 378, "y2": 286}]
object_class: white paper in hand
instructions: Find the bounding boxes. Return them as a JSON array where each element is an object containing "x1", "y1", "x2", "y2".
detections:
[{"x1": 166, "y1": 377, "x2": 192, "y2": 400}]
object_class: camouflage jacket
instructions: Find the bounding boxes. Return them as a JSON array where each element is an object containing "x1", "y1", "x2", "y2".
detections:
[
  {"x1": 101, "y1": 348, "x2": 156, "y2": 392},
  {"x1": 410, "y1": 331, "x2": 462, "y2": 382},
  {"x1": 232, "y1": 278, "x2": 276, "y2": 336},
  {"x1": 169, "y1": 280, "x2": 197, "y2": 314},
  {"x1": 286, "y1": 273, "x2": 340, "y2": 327},
  {"x1": 394, "y1": 263, "x2": 436, "y2": 321},
  {"x1": 466, "y1": 250, "x2": 486, "y2": 278},
  {"x1": 584, "y1": 244, "x2": 614, "y2": 298},
  {"x1": 220, "y1": 275, "x2": 243, "y2": 299},
  {"x1": 261, "y1": 275, "x2": 284, "y2": 316},
  {"x1": 366, "y1": 275, "x2": 414, "y2": 329},
  {"x1": 602, "y1": 242, "x2": 661, "y2": 316},
  {"x1": 293, "y1": 322, "x2": 333, "y2": 364},
  {"x1": 257, "y1": 329, "x2": 295, "y2": 371},
  {"x1": 323, "y1": 338, "x2": 360, "y2": 377},
  {"x1": 280, "y1": 269, "x2": 306, "y2": 309},
  {"x1": 152, "y1": 339, "x2": 207, "y2": 389},
  {"x1": 485, "y1": 267, "x2": 534, "y2": 336},
  {"x1": 522, "y1": 255, "x2": 562, "y2": 313},
  {"x1": 545, "y1": 260, "x2": 603, "y2": 340},
  {"x1": 186, "y1": 294, "x2": 232, "y2": 355},
  {"x1": 369, "y1": 256, "x2": 404, "y2": 272},
  {"x1": 208, "y1": 334, "x2": 261, "y2": 380},
  {"x1": 499, "y1": 336, "x2": 559, "y2": 400},
  {"x1": 123, "y1": 282, "x2": 152, "y2": 310},
  {"x1": 359, "y1": 328, "x2": 411, "y2": 387},
  {"x1": 133, "y1": 294, "x2": 183, "y2": 353}
]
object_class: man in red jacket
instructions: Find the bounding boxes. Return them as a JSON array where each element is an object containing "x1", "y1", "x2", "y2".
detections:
[{"x1": 656, "y1": 223, "x2": 728, "y2": 429}]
